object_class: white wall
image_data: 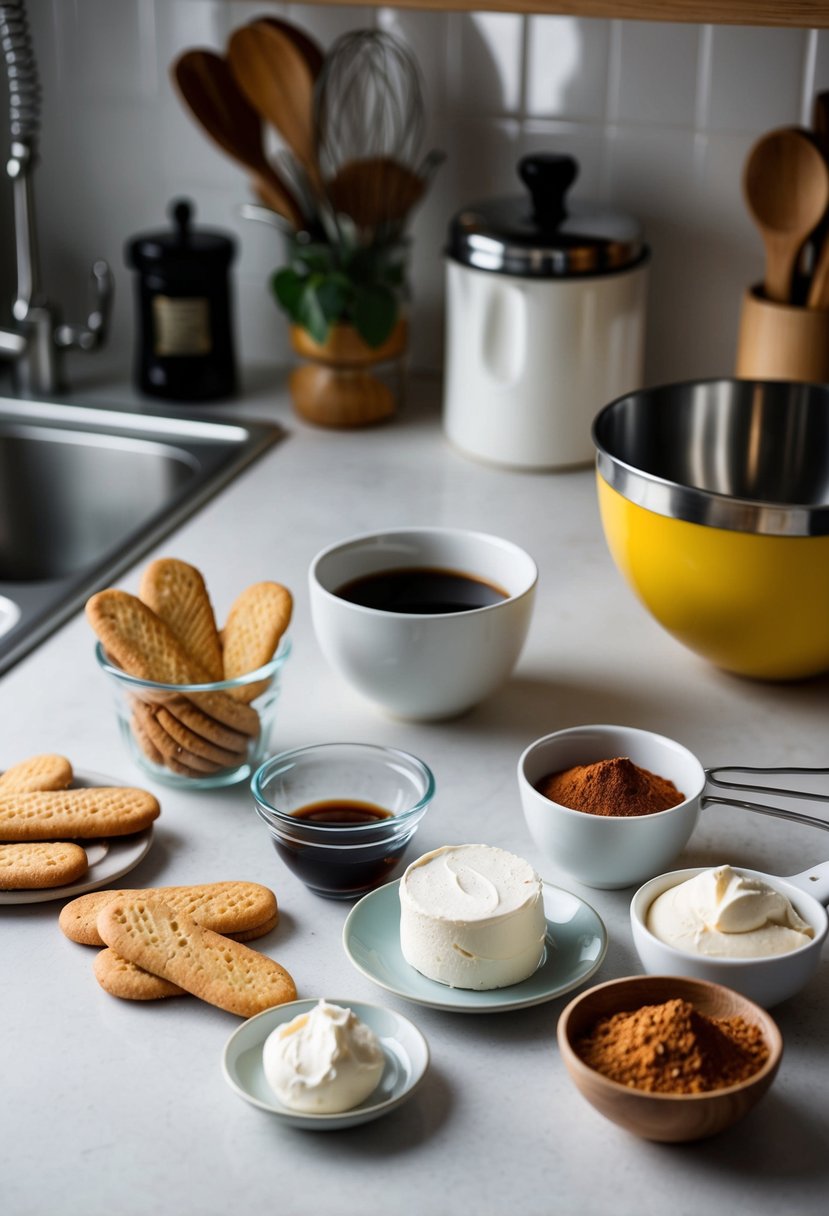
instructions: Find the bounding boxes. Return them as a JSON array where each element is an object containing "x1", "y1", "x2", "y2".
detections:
[{"x1": 5, "y1": 2, "x2": 829, "y2": 392}]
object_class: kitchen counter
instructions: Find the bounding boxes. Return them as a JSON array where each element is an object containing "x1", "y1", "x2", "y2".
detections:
[{"x1": 2, "y1": 369, "x2": 828, "y2": 1216}]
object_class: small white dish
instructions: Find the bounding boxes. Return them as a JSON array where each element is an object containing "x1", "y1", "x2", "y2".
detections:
[
  {"x1": 222, "y1": 998, "x2": 429, "y2": 1130},
  {"x1": 0, "y1": 769, "x2": 154, "y2": 905},
  {"x1": 342, "y1": 879, "x2": 607, "y2": 1013},
  {"x1": 631, "y1": 861, "x2": 829, "y2": 1008}
]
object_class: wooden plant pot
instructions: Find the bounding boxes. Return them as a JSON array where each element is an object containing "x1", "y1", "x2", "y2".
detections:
[{"x1": 288, "y1": 320, "x2": 409, "y2": 428}]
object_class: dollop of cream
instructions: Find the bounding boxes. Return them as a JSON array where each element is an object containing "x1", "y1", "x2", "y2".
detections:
[
  {"x1": 399, "y1": 844, "x2": 546, "y2": 990},
  {"x1": 647, "y1": 865, "x2": 815, "y2": 959},
  {"x1": 262, "y1": 1000, "x2": 384, "y2": 1114}
]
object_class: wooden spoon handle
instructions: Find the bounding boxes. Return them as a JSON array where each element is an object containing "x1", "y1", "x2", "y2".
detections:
[
  {"x1": 227, "y1": 24, "x2": 322, "y2": 192},
  {"x1": 807, "y1": 233, "x2": 829, "y2": 308},
  {"x1": 251, "y1": 173, "x2": 306, "y2": 230},
  {"x1": 764, "y1": 233, "x2": 800, "y2": 304}
]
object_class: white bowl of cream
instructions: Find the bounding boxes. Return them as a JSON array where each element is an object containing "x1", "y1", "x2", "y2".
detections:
[
  {"x1": 631, "y1": 862, "x2": 829, "y2": 1008},
  {"x1": 263, "y1": 999, "x2": 384, "y2": 1114}
]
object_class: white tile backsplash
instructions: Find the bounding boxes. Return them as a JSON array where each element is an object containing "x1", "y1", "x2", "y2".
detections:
[
  {"x1": 1, "y1": 4, "x2": 827, "y2": 390},
  {"x1": 451, "y1": 12, "x2": 525, "y2": 116},
  {"x1": 526, "y1": 17, "x2": 611, "y2": 122},
  {"x1": 53, "y1": 0, "x2": 158, "y2": 100},
  {"x1": 706, "y1": 25, "x2": 809, "y2": 133},
  {"x1": 611, "y1": 21, "x2": 701, "y2": 129}
]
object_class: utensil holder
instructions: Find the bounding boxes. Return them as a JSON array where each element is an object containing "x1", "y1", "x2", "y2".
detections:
[
  {"x1": 735, "y1": 284, "x2": 829, "y2": 382},
  {"x1": 288, "y1": 321, "x2": 408, "y2": 428}
]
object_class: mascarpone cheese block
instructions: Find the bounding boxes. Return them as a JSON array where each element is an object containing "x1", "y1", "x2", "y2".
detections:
[{"x1": 399, "y1": 844, "x2": 547, "y2": 990}]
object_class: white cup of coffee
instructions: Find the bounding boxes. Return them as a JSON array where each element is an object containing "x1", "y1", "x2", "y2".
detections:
[{"x1": 309, "y1": 526, "x2": 538, "y2": 720}]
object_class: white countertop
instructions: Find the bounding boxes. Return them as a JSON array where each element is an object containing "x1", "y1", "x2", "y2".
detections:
[{"x1": 2, "y1": 368, "x2": 828, "y2": 1216}]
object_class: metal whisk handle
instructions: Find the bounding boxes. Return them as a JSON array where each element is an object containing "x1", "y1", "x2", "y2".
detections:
[{"x1": 703, "y1": 765, "x2": 829, "y2": 832}]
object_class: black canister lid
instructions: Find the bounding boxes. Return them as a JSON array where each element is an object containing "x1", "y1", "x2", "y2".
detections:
[
  {"x1": 446, "y1": 154, "x2": 645, "y2": 277},
  {"x1": 126, "y1": 199, "x2": 236, "y2": 272}
]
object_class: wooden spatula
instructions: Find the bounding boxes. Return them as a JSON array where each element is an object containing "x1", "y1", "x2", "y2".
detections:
[{"x1": 172, "y1": 48, "x2": 306, "y2": 229}]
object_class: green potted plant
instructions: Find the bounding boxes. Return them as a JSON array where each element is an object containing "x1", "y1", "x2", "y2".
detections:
[{"x1": 273, "y1": 234, "x2": 409, "y2": 353}]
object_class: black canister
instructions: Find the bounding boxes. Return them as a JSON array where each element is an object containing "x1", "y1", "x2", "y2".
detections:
[{"x1": 125, "y1": 199, "x2": 237, "y2": 401}]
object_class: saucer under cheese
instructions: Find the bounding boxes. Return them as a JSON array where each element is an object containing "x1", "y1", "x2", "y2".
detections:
[{"x1": 399, "y1": 844, "x2": 547, "y2": 990}]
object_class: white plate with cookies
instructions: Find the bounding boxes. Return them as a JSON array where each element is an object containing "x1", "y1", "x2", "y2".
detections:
[
  {"x1": 0, "y1": 761, "x2": 156, "y2": 904},
  {"x1": 222, "y1": 998, "x2": 429, "y2": 1130}
]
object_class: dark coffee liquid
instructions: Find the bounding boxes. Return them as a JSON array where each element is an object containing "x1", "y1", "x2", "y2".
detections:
[
  {"x1": 273, "y1": 799, "x2": 403, "y2": 898},
  {"x1": 336, "y1": 566, "x2": 508, "y2": 614},
  {"x1": 291, "y1": 800, "x2": 392, "y2": 826}
]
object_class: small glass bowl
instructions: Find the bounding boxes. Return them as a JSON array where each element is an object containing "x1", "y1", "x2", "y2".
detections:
[
  {"x1": 94, "y1": 637, "x2": 291, "y2": 790},
  {"x1": 250, "y1": 742, "x2": 436, "y2": 899}
]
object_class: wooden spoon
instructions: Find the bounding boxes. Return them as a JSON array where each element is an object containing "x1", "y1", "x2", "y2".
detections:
[
  {"x1": 326, "y1": 157, "x2": 425, "y2": 230},
  {"x1": 743, "y1": 127, "x2": 829, "y2": 303},
  {"x1": 807, "y1": 94, "x2": 829, "y2": 308},
  {"x1": 807, "y1": 233, "x2": 829, "y2": 307},
  {"x1": 227, "y1": 23, "x2": 322, "y2": 193},
  {"x1": 812, "y1": 91, "x2": 829, "y2": 159},
  {"x1": 252, "y1": 16, "x2": 324, "y2": 80},
  {"x1": 172, "y1": 49, "x2": 305, "y2": 229}
]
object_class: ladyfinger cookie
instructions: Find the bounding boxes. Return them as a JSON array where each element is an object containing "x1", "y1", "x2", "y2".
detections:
[
  {"x1": 0, "y1": 787, "x2": 159, "y2": 841},
  {"x1": 86, "y1": 589, "x2": 260, "y2": 736},
  {"x1": 222, "y1": 581, "x2": 293, "y2": 703},
  {"x1": 59, "y1": 881, "x2": 279, "y2": 946},
  {"x1": 97, "y1": 897, "x2": 297, "y2": 1017},
  {"x1": 130, "y1": 702, "x2": 226, "y2": 775},
  {"x1": 162, "y1": 697, "x2": 250, "y2": 752},
  {"x1": 139, "y1": 558, "x2": 224, "y2": 681},
  {"x1": 153, "y1": 706, "x2": 246, "y2": 764},
  {"x1": 92, "y1": 921, "x2": 275, "y2": 999},
  {"x1": 0, "y1": 754, "x2": 73, "y2": 793},
  {"x1": 130, "y1": 710, "x2": 165, "y2": 766},
  {"x1": 93, "y1": 948, "x2": 186, "y2": 1000},
  {"x1": 87, "y1": 588, "x2": 213, "y2": 684},
  {"x1": 0, "y1": 841, "x2": 89, "y2": 889},
  {"x1": 229, "y1": 911, "x2": 279, "y2": 943}
]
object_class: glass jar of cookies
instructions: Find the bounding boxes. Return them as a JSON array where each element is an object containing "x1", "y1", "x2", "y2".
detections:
[{"x1": 94, "y1": 637, "x2": 291, "y2": 790}]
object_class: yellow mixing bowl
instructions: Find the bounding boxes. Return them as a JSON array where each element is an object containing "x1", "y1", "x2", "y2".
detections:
[{"x1": 593, "y1": 379, "x2": 829, "y2": 680}]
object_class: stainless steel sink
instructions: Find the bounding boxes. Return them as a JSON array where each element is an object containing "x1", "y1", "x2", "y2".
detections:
[{"x1": 0, "y1": 395, "x2": 284, "y2": 675}]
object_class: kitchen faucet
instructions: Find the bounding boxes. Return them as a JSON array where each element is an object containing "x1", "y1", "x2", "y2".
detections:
[{"x1": 0, "y1": 0, "x2": 111, "y2": 395}]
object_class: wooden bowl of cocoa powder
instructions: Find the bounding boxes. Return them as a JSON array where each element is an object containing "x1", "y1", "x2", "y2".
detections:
[{"x1": 557, "y1": 975, "x2": 782, "y2": 1142}]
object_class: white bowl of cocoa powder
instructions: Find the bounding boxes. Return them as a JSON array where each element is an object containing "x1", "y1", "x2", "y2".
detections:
[{"x1": 517, "y1": 724, "x2": 705, "y2": 889}]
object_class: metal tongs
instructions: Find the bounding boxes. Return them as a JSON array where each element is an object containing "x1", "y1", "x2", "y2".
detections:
[{"x1": 703, "y1": 766, "x2": 829, "y2": 833}]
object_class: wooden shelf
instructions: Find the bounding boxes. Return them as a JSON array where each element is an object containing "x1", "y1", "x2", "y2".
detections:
[{"x1": 307, "y1": 1, "x2": 829, "y2": 28}]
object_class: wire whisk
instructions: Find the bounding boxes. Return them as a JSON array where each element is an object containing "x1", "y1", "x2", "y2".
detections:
[
  {"x1": 314, "y1": 29, "x2": 425, "y2": 177},
  {"x1": 313, "y1": 30, "x2": 433, "y2": 239}
]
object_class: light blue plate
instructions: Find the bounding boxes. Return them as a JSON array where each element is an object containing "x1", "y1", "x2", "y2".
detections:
[
  {"x1": 342, "y1": 880, "x2": 608, "y2": 1013},
  {"x1": 222, "y1": 998, "x2": 429, "y2": 1130}
]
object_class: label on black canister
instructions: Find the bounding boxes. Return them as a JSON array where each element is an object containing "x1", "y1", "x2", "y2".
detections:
[{"x1": 152, "y1": 295, "x2": 212, "y2": 356}]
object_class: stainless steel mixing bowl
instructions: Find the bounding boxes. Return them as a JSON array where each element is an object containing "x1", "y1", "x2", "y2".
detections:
[{"x1": 592, "y1": 378, "x2": 829, "y2": 679}]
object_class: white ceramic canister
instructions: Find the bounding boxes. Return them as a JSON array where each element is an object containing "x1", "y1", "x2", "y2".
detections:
[{"x1": 443, "y1": 154, "x2": 649, "y2": 470}]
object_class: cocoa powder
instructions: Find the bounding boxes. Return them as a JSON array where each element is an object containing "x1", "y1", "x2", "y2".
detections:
[
  {"x1": 575, "y1": 998, "x2": 769, "y2": 1094},
  {"x1": 537, "y1": 756, "x2": 684, "y2": 817}
]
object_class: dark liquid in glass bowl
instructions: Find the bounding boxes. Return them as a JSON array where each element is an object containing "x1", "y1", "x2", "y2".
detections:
[
  {"x1": 335, "y1": 566, "x2": 508, "y2": 614},
  {"x1": 272, "y1": 799, "x2": 406, "y2": 898}
]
